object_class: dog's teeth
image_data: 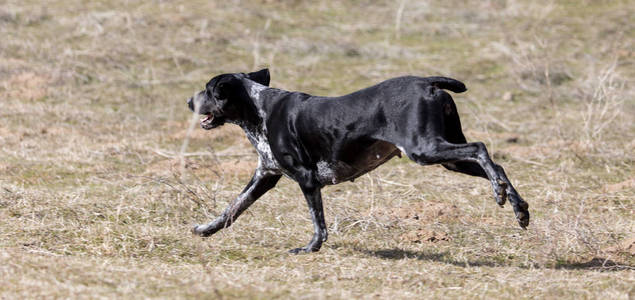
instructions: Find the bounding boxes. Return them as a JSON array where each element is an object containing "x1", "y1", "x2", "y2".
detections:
[{"x1": 200, "y1": 114, "x2": 213, "y2": 124}]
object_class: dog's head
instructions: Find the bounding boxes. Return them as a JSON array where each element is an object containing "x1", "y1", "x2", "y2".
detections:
[{"x1": 187, "y1": 69, "x2": 270, "y2": 130}]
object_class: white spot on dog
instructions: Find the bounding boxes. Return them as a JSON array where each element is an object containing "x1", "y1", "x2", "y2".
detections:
[
  {"x1": 317, "y1": 161, "x2": 337, "y2": 184},
  {"x1": 247, "y1": 81, "x2": 267, "y2": 102},
  {"x1": 245, "y1": 130, "x2": 280, "y2": 171},
  {"x1": 243, "y1": 79, "x2": 271, "y2": 130},
  {"x1": 396, "y1": 145, "x2": 407, "y2": 155}
]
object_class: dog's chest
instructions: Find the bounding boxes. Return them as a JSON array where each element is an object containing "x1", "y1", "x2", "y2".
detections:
[{"x1": 245, "y1": 131, "x2": 281, "y2": 171}]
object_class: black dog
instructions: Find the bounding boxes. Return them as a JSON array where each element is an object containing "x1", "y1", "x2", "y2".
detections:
[{"x1": 187, "y1": 69, "x2": 529, "y2": 253}]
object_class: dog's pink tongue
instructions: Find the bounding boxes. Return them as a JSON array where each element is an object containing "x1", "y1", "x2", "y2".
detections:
[{"x1": 200, "y1": 114, "x2": 213, "y2": 126}]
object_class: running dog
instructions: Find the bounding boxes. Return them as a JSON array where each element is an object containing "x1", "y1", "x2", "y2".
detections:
[{"x1": 187, "y1": 69, "x2": 529, "y2": 253}]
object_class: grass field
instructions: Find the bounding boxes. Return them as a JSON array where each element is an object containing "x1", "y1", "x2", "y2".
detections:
[{"x1": 1, "y1": 0, "x2": 633, "y2": 298}]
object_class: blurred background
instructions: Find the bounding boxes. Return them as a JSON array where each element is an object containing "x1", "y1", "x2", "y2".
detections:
[{"x1": 1, "y1": 0, "x2": 633, "y2": 298}]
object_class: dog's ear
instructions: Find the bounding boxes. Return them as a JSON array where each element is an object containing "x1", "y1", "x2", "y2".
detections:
[
  {"x1": 216, "y1": 82, "x2": 229, "y2": 99},
  {"x1": 247, "y1": 68, "x2": 270, "y2": 86}
]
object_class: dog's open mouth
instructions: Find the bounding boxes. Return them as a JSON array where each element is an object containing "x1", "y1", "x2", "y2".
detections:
[
  {"x1": 200, "y1": 114, "x2": 215, "y2": 130},
  {"x1": 200, "y1": 113, "x2": 225, "y2": 130}
]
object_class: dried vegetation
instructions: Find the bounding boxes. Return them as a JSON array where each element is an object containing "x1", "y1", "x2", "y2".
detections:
[{"x1": 0, "y1": 0, "x2": 633, "y2": 298}]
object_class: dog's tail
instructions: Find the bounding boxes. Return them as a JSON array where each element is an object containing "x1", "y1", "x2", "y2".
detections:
[{"x1": 425, "y1": 76, "x2": 467, "y2": 93}]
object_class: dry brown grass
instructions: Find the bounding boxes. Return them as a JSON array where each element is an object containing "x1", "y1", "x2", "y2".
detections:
[{"x1": 1, "y1": 0, "x2": 633, "y2": 298}]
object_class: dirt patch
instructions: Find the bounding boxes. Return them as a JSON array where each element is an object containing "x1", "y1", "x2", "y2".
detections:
[
  {"x1": 604, "y1": 236, "x2": 635, "y2": 256},
  {"x1": 389, "y1": 202, "x2": 463, "y2": 224},
  {"x1": 400, "y1": 229, "x2": 452, "y2": 244},
  {"x1": 603, "y1": 178, "x2": 635, "y2": 193},
  {"x1": 390, "y1": 202, "x2": 459, "y2": 244},
  {"x1": 1, "y1": 72, "x2": 51, "y2": 100},
  {"x1": 0, "y1": 127, "x2": 13, "y2": 140}
]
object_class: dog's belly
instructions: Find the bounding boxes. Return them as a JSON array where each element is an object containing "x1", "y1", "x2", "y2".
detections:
[{"x1": 317, "y1": 141, "x2": 400, "y2": 185}]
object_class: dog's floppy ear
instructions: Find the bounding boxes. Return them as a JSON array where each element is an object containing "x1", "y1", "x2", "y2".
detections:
[
  {"x1": 216, "y1": 82, "x2": 229, "y2": 99},
  {"x1": 247, "y1": 68, "x2": 270, "y2": 86}
]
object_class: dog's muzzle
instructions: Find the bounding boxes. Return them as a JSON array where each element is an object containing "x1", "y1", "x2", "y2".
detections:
[{"x1": 187, "y1": 95, "x2": 224, "y2": 130}]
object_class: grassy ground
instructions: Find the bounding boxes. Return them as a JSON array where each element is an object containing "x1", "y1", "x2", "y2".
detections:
[{"x1": 1, "y1": 0, "x2": 633, "y2": 298}]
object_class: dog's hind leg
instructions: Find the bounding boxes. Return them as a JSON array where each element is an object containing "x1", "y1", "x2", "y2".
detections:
[
  {"x1": 442, "y1": 160, "x2": 517, "y2": 209},
  {"x1": 192, "y1": 170, "x2": 281, "y2": 237},
  {"x1": 439, "y1": 99, "x2": 514, "y2": 207},
  {"x1": 440, "y1": 131, "x2": 497, "y2": 196},
  {"x1": 407, "y1": 139, "x2": 529, "y2": 228},
  {"x1": 439, "y1": 99, "x2": 490, "y2": 180},
  {"x1": 442, "y1": 161, "x2": 487, "y2": 178}
]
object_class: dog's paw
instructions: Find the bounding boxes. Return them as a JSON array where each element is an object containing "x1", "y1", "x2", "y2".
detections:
[
  {"x1": 516, "y1": 212, "x2": 529, "y2": 229},
  {"x1": 512, "y1": 200, "x2": 530, "y2": 229},
  {"x1": 191, "y1": 224, "x2": 204, "y2": 236},
  {"x1": 495, "y1": 179, "x2": 508, "y2": 207},
  {"x1": 288, "y1": 247, "x2": 310, "y2": 254},
  {"x1": 288, "y1": 246, "x2": 321, "y2": 254},
  {"x1": 192, "y1": 224, "x2": 217, "y2": 237}
]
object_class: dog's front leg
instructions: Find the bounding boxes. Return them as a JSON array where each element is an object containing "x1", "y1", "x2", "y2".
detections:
[
  {"x1": 192, "y1": 170, "x2": 281, "y2": 237},
  {"x1": 289, "y1": 183, "x2": 327, "y2": 254}
]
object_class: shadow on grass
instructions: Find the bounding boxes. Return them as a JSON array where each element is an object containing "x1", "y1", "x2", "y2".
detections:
[{"x1": 354, "y1": 247, "x2": 634, "y2": 272}]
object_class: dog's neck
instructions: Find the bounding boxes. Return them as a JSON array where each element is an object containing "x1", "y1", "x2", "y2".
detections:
[
  {"x1": 242, "y1": 79, "x2": 268, "y2": 108},
  {"x1": 235, "y1": 79, "x2": 270, "y2": 134}
]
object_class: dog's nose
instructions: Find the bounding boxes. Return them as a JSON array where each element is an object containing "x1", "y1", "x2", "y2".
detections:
[{"x1": 187, "y1": 97, "x2": 194, "y2": 112}]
